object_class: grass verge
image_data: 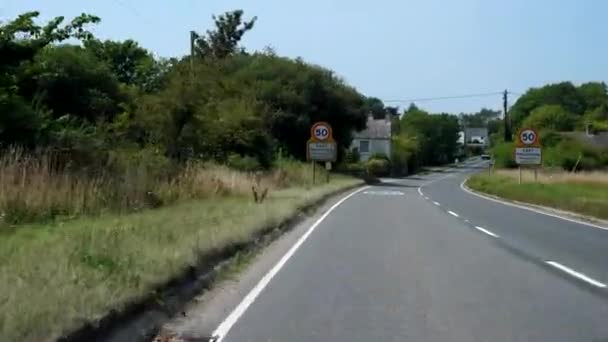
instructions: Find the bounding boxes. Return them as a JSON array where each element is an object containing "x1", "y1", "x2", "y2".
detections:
[
  {"x1": 467, "y1": 170, "x2": 608, "y2": 220},
  {"x1": 0, "y1": 176, "x2": 361, "y2": 342}
]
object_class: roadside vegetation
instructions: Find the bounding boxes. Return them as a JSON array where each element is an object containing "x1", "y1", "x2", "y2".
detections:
[
  {"x1": 490, "y1": 82, "x2": 608, "y2": 170},
  {"x1": 467, "y1": 170, "x2": 608, "y2": 220}
]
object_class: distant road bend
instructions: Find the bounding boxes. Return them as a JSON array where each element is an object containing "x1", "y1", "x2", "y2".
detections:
[{"x1": 213, "y1": 158, "x2": 608, "y2": 342}]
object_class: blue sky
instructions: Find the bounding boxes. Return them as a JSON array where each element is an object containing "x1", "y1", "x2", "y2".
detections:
[{"x1": 2, "y1": 0, "x2": 607, "y2": 113}]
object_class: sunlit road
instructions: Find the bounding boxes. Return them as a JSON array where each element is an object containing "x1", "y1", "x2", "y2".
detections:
[{"x1": 217, "y1": 159, "x2": 608, "y2": 342}]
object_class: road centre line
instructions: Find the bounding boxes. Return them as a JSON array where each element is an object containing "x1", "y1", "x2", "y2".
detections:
[
  {"x1": 448, "y1": 211, "x2": 459, "y2": 217},
  {"x1": 546, "y1": 261, "x2": 607, "y2": 288},
  {"x1": 460, "y1": 179, "x2": 608, "y2": 231},
  {"x1": 433, "y1": 201, "x2": 441, "y2": 206},
  {"x1": 474, "y1": 226, "x2": 499, "y2": 238}
]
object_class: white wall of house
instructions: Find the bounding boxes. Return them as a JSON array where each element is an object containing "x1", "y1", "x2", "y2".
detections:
[{"x1": 351, "y1": 138, "x2": 391, "y2": 161}]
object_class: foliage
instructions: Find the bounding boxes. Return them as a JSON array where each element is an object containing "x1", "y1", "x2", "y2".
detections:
[
  {"x1": 193, "y1": 10, "x2": 257, "y2": 59},
  {"x1": 399, "y1": 106, "x2": 460, "y2": 166},
  {"x1": 490, "y1": 141, "x2": 517, "y2": 168},
  {"x1": 366, "y1": 158, "x2": 390, "y2": 177},
  {"x1": 391, "y1": 134, "x2": 418, "y2": 176},
  {"x1": 510, "y1": 81, "x2": 607, "y2": 130},
  {"x1": 522, "y1": 105, "x2": 578, "y2": 131}
]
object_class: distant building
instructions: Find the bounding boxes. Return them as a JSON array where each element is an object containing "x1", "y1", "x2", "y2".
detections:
[
  {"x1": 464, "y1": 127, "x2": 489, "y2": 146},
  {"x1": 350, "y1": 114, "x2": 392, "y2": 161}
]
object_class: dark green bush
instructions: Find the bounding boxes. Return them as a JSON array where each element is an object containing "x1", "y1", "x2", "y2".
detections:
[{"x1": 226, "y1": 153, "x2": 261, "y2": 172}]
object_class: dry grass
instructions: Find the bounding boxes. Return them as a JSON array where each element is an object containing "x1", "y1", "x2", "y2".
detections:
[
  {"x1": 494, "y1": 168, "x2": 608, "y2": 185},
  {"x1": 0, "y1": 149, "x2": 324, "y2": 227},
  {"x1": 468, "y1": 169, "x2": 608, "y2": 220}
]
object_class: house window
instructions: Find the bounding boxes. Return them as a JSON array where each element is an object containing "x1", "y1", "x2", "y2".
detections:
[{"x1": 359, "y1": 140, "x2": 370, "y2": 153}]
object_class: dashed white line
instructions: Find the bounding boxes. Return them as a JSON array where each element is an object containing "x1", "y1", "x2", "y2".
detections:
[
  {"x1": 546, "y1": 261, "x2": 607, "y2": 288},
  {"x1": 417, "y1": 187, "x2": 424, "y2": 196},
  {"x1": 433, "y1": 201, "x2": 441, "y2": 206},
  {"x1": 424, "y1": 196, "x2": 429, "y2": 200},
  {"x1": 474, "y1": 226, "x2": 500, "y2": 238},
  {"x1": 211, "y1": 186, "x2": 369, "y2": 341},
  {"x1": 448, "y1": 211, "x2": 459, "y2": 218}
]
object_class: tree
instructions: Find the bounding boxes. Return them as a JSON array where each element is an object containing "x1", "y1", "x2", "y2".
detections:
[
  {"x1": 19, "y1": 45, "x2": 124, "y2": 123},
  {"x1": 193, "y1": 10, "x2": 257, "y2": 59},
  {"x1": 365, "y1": 97, "x2": 386, "y2": 119},
  {"x1": 400, "y1": 106, "x2": 460, "y2": 166},
  {"x1": 510, "y1": 82, "x2": 586, "y2": 129},
  {"x1": 85, "y1": 39, "x2": 163, "y2": 92},
  {"x1": 578, "y1": 82, "x2": 608, "y2": 110},
  {"x1": 522, "y1": 105, "x2": 578, "y2": 131}
]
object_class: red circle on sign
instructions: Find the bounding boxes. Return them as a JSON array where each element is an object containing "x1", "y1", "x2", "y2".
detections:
[
  {"x1": 518, "y1": 128, "x2": 539, "y2": 146},
  {"x1": 311, "y1": 122, "x2": 333, "y2": 141}
]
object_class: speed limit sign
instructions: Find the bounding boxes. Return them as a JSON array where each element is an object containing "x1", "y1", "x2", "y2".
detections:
[
  {"x1": 517, "y1": 128, "x2": 539, "y2": 146},
  {"x1": 311, "y1": 122, "x2": 333, "y2": 142}
]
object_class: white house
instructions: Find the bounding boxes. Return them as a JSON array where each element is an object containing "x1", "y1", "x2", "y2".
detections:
[{"x1": 350, "y1": 114, "x2": 392, "y2": 161}]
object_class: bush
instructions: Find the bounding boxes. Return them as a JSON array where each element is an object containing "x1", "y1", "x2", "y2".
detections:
[
  {"x1": 226, "y1": 153, "x2": 261, "y2": 172},
  {"x1": 369, "y1": 153, "x2": 390, "y2": 161},
  {"x1": 366, "y1": 158, "x2": 390, "y2": 177},
  {"x1": 543, "y1": 139, "x2": 603, "y2": 171},
  {"x1": 491, "y1": 142, "x2": 517, "y2": 168}
]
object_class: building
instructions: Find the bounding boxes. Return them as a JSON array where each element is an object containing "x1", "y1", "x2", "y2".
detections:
[
  {"x1": 464, "y1": 127, "x2": 489, "y2": 146},
  {"x1": 350, "y1": 114, "x2": 392, "y2": 161}
]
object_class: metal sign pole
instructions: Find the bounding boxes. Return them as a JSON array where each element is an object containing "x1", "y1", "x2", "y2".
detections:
[
  {"x1": 519, "y1": 166, "x2": 522, "y2": 184},
  {"x1": 312, "y1": 161, "x2": 316, "y2": 185}
]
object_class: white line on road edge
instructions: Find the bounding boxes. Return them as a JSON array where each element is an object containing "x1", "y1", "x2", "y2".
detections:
[
  {"x1": 417, "y1": 187, "x2": 424, "y2": 196},
  {"x1": 475, "y1": 226, "x2": 499, "y2": 238},
  {"x1": 546, "y1": 261, "x2": 607, "y2": 288},
  {"x1": 211, "y1": 186, "x2": 369, "y2": 341},
  {"x1": 433, "y1": 201, "x2": 441, "y2": 206},
  {"x1": 448, "y1": 211, "x2": 459, "y2": 217},
  {"x1": 460, "y1": 179, "x2": 608, "y2": 231}
]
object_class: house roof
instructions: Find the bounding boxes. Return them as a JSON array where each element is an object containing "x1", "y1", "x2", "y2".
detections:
[
  {"x1": 562, "y1": 132, "x2": 608, "y2": 150},
  {"x1": 353, "y1": 115, "x2": 391, "y2": 139}
]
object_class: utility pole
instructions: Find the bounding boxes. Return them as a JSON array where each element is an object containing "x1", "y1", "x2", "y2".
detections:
[
  {"x1": 189, "y1": 30, "x2": 197, "y2": 70},
  {"x1": 503, "y1": 89, "x2": 512, "y2": 142}
]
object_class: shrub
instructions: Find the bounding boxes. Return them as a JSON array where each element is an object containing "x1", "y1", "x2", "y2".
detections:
[
  {"x1": 366, "y1": 158, "x2": 390, "y2": 177},
  {"x1": 491, "y1": 142, "x2": 517, "y2": 168},
  {"x1": 369, "y1": 153, "x2": 390, "y2": 161},
  {"x1": 226, "y1": 153, "x2": 261, "y2": 172}
]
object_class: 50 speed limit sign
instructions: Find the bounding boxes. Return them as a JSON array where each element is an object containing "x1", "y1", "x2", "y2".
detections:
[
  {"x1": 517, "y1": 128, "x2": 539, "y2": 146},
  {"x1": 311, "y1": 122, "x2": 332, "y2": 141}
]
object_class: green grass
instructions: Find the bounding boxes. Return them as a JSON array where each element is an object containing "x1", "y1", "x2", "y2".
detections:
[
  {"x1": 0, "y1": 176, "x2": 361, "y2": 342},
  {"x1": 467, "y1": 174, "x2": 608, "y2": 220}
]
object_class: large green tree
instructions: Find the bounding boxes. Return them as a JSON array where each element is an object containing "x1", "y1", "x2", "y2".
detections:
[{"x1": 193, "y1": 10, "x2": 257, "y2": 59}]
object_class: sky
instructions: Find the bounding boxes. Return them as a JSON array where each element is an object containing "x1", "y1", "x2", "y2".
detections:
[{"x1": 2, "y1": 0, "x2": 607, "y2": 114}]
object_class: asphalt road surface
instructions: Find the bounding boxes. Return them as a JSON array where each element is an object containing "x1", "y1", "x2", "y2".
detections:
[{"x1": 216, "y1": 159, "x2": 608, "y2": 342}]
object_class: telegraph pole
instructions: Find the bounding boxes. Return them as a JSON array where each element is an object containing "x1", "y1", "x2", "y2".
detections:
[
  {"x1": 189, "y1": 30, "x2": 197, "y2": 70},
  {"x1": 503, "y1": 89, "x2": 512, "y2": 142}
]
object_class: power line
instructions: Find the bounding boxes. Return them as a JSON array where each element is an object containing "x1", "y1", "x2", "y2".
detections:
[{"x1": 383, "y1": 91, "x2": 504, "y2": 103}]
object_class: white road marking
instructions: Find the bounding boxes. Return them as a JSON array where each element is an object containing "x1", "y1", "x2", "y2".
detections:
[
  {"x1": 417, "y1": 187, "x2": 424, "y2": 196},
  {"x1": 546, "y1": 261, "x2": 607, "y2": 288},
  {"x1": 433, "y1": 201, "x2": 441, "y2": 206},
  {"x1": 363, "y1": 190, "x2": 404, "y2": 196},
  {"x1": 211, "y1": 186, "x2": 369, "y2": 341},
  {"x1": 474, "y1": 226, "x2": 499, "y2": 238},
  {"x1": 424, "y1": 196, "x2": 429, "y2": 200},
  {"x1": 448, "y1": 211, "x2": 459, "y2": 218},
  {"x1": 460, "y1": 179, "x2": 608, "y2": 231}
]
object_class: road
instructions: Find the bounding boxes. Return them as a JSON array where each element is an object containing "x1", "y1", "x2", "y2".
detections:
[{"x1": 215, "y1": 159, "x2": 608, "y2": 342}]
